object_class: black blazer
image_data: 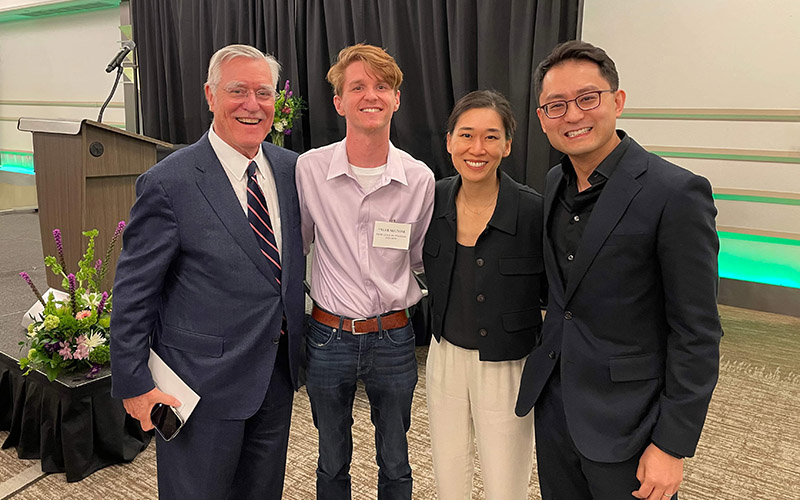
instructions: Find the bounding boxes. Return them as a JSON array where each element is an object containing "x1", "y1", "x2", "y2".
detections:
[
  {"x1": 516, "y1": 137, "x2": 722, "y2": 462},
  {"x1": 423, "y1": 171, "x2": 547, "y2": 361}
]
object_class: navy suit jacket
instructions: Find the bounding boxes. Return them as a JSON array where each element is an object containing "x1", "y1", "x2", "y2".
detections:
[
  {"x1": 516, "y1": 136, "x2": 722, "y2": 462},
  {"x1": 111, "y1": 133, "x2": 305, "y2": 420}
]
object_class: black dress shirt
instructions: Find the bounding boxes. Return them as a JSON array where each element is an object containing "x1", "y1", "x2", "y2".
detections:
[
  {"x1": 442, "y1": 243, "x2": 479, "y2": 349},
  {"x1": 551, "y1": 131, "x2": 631, "y2": 289}
]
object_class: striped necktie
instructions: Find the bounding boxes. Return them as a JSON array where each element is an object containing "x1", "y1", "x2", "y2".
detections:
[{"x1": 246, "y1": 161, "x2": 281, "y2": 284}]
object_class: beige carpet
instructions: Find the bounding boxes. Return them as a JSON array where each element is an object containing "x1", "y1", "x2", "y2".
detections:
[{"x1": 2, "y1": 305, "x2": 799, "y2": 499}]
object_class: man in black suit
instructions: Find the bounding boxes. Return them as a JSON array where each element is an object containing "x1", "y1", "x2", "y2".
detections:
[
  {"x1": 111, "y1": 45, "x2": 305, "y2": 500},
  {"x1": 516, "y1": 41, "x2": 722, "y2": 500}
]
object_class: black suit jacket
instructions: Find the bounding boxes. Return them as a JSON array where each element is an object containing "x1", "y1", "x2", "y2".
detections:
[
  {"x1": 516, "y1": 136, "x2": 722, "y2": 462},
  {"x1": 423, "y1": 171, "x2": 547, "y2": 361}
]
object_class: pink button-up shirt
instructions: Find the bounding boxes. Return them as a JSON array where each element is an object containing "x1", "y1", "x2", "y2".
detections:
[{"x1": 296, "y1": 139, "x2": 435, "y2": 318}]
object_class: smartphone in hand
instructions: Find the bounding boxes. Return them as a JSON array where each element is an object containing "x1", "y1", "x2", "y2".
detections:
[{"x1": 150, "y1": 403, "x2": 184, "y2": 441}]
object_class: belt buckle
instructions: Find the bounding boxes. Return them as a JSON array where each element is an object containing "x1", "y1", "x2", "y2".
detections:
[{"x1": 350, "y1": 317, "x2": 369, "y2": 335}]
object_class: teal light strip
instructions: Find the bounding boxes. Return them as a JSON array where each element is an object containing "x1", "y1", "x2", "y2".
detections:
[
  {"x1": 0, "y1": 1, "x2": 119, "y2": 24},
  {"x1": 0, "y1": 165, "x2": 35, "y2": 175},
  {"x1": 0, "y1": 151, "x2": 35, "y2": 172},
  {"x1": 714, "y1": 193, "x2": 800, "y2": 206},
  {"x1": 718, "y1": 234, "x2": 800, "y2": 288},
  {"x1": 651, "y1": 150, "x2": 800, "y2": 164},
  {"x1": 718, "y1": 231, "x2": 800, "y2": 247}
]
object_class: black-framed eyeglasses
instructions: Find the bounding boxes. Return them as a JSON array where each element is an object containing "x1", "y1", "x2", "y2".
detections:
[{"x1": 538, "y1": 90, "x2": 615, "y2": 119}]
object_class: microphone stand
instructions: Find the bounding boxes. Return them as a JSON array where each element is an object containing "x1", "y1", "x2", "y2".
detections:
[{"x1": 98, "y1": 65, "x2": 123, "y2": 123}]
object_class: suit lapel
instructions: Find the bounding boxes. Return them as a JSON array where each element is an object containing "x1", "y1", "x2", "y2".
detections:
[
  {"x1": 193, "y1": 135, "x2": 279, "y2": 290},
  {"x1": 563, "y1": 154, "x2": 646, "y2": 303}
]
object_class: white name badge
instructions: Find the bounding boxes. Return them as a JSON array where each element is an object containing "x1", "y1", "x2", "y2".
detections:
[{"x1": 373, "y1": 221, "x2": 412, "y2": 250}]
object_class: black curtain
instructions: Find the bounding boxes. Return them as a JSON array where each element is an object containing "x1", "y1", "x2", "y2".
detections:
[{"x1": 132, "y1": 0, "x2": 578, "y2": 190}]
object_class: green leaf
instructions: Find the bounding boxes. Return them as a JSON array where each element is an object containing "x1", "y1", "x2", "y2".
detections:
[{"x1": 45, "y1": 365, "x2": 59, "y2": 382}]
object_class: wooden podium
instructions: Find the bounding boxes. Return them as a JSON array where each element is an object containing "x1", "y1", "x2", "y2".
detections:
[{"x1": 17, "y1": 118, "x2": 170, "y2": 290}]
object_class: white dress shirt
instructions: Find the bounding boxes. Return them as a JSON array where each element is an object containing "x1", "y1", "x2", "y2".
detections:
[
  {"x1": 208, "y1": 126, "x2": 282, "y2": 257},
  {"x1": 296, "y1": 138, "x2": 435, "y2": 318}
]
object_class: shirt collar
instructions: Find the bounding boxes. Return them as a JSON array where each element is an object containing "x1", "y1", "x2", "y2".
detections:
[
  {"x1": 560, "y1": 130, "x2": 631, "y2": 186},
  {"x1": 486, "y1": 170, "x2": 520, "y2": 235},
  {"x1": 327, "y1": 138, "x2": 409, "y2": 187},
  {"x1": 208, "y1": 124, "x2": 266, "y2": 181},
  {"x1": 439, "y1": 170, "x2": 519, "y2": 235}
]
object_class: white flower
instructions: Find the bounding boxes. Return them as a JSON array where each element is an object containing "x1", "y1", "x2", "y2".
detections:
[
  {"x1": 82, "y1": 292, "x2": 102, "y2": 307},
  {"x1": 27, "y1": 323, "x2": 40, "y2": 338},
  {"x1": 273, "y1": 121, "x2": 284, "y2": 132},
  {"x1": 84, "y1": 332, "x2": 106, "y2": 350}
]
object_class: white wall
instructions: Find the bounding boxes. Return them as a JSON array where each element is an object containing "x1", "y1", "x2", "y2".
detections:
[
  {"x1": 0, "y1": 7, "x2": 125, "y2": 154},
  {"x1": 582, "y1": 0, "x2": 800, "y2": 290}
]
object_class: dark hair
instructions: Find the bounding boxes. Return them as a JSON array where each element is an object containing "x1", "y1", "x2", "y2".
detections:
[
  {"x1": 445, "y1": 90, "x2": 517, "y2": 140},
  {"x1": 533, "y1": 40, "x2": 619, "y2": 103}
]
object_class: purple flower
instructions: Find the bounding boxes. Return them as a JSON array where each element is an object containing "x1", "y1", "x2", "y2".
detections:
[
  {"x1": 97, "y1": 291, "x2": 108, "y2": 315},
  {"x1": 87, "y1": 363, "x2": 102, "y2": 378},
  {"x1": 44, "y1": 342, "x2": 60, "y2": 353},
  {"x1": 284, "y1": 80, "x2": 290, "y2": 92},
  {"x1": 99, "y1": 221, "x2": 126, "y2": 284},
  {"x1": 288, "y1": 90, "x2": 293, "y2": 97},
  {"x1": 68, "y1": 273, "x2": 78, "y2": 314},
  {"x1": 95, "y1": 259, "x2": 102, "y2": 274},
  {"x1": 53, "y1": 229, "x2": 67, "y2": 271},
  {"x1": 19, "y1": 271, "x2": 46, "y2": 306},
  {"x1": 284, "y1": 129, "x2": 292, "y2": 136},
  {"x1": 58, "y1": 342, "x2": 74, "y2": 360}
]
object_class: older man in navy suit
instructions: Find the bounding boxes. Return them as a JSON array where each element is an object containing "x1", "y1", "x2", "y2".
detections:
[
  {"x1": 111, "y1": 44, "x2": 304, "y2": 500},
  {"x1": 516, "y1": 41, "x2": 722, "y2": 500}
]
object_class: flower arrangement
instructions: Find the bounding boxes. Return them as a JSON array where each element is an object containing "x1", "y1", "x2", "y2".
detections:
[
  {"x1": 18, "y1": 222, "x2": 125, "y2": 381},
  {"x1": 270, "y1": 80, "x2": 305, "y2": 147}
]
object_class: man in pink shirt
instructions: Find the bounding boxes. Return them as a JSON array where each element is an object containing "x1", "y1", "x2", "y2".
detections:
[{"x1": 295, "y1": 44, "x2": 434, "y2": 500}]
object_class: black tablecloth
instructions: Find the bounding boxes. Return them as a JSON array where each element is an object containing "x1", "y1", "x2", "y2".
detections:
[{"x1": 0, "y1": 355, "x2": 151, "y2": 482}]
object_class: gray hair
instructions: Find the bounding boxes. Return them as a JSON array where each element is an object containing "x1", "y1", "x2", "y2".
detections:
[{"x1": 205, "y1": 44, "x2": 281, "y2": 91}]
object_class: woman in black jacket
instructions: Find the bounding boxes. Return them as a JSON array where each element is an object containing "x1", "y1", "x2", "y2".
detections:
[{"x1": 423, "y1": 90, "x2": 547, "y2": 500}]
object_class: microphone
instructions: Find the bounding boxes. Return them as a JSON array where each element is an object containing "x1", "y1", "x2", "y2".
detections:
[{"x1": 105, "y1": 40, "x2": 136, "y2": 73}]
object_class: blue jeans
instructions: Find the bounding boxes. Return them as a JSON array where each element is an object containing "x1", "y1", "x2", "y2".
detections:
[{"x1": 305, "y1": 316, "x2": 418, "y2": 500}]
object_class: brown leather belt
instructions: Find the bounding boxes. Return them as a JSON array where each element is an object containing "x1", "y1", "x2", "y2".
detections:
[{"x1": 311, "y1": 305, "x2": 409, "y2": 335}]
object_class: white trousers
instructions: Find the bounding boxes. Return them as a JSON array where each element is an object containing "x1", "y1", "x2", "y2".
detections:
[{"x1": 426, "y1": 336, "x2": 534, "y2": 500}]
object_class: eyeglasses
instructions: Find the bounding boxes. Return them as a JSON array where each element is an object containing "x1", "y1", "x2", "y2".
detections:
[
  {"x1": 224, "y1": 87, "x2": 275, "y2": 101},
  {"x1": 538, "y1": 90, "x2": 615, "y2": 119}
]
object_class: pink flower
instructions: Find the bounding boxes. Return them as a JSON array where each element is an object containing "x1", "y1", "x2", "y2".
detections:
[
  {"x1": 73, "y1": 335, "x2": 89, "y2": 360},
  {"x1": 74, "y1": 343, "x2": 90, "y2": 360},
  {"x1": 75, "y1": 310, "x2": 92, "y2": 320},
  {"x1": 58, "y1": 342, "x2": 74, "y2": 360},
  {"x1": 282, "y1": 106, "x2": 291, "y2": 115}
]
